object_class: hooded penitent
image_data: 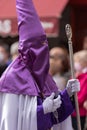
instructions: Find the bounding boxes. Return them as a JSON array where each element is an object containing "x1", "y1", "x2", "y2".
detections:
[{"x1": 0, "y1": 0, "x2": 58, "y2": 96}]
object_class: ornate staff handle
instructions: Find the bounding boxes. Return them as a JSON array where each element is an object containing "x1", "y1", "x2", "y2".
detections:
[{"x1": 65, "y1": 24, "x2": 81, "y2": 130}]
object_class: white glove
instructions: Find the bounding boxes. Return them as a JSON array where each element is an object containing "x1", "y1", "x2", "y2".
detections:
[
  {"x1": 66, "y1": 79, "x2": 80, "y2": 97},
  {"x1": 43, "y1": 93, "x2": 62, "y2": 114}
]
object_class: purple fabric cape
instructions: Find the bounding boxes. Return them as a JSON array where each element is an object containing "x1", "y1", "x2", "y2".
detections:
[{"x1": 0, "y1": 0, "x2": 58, "y2": 96}]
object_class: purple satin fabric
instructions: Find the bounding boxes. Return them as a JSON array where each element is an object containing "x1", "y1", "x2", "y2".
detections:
[
  {"x1": 0, "y1": 0, "x2": 58, "y2": 96},
  {"x1": 37, "y1": 90, "x2": 74, "y2": 130}
]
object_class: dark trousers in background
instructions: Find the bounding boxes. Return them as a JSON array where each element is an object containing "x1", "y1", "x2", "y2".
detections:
[{"x1": 72, "y1": 116, "x2": 86, "y2": 130}]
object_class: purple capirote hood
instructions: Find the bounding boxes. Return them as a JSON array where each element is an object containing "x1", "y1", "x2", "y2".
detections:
[{"x1": 0, "y1": 0, "x2": 58, "y2": 96}]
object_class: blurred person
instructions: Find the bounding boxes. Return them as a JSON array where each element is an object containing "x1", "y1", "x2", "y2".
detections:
[
  {"x1": 49, "y1": 47, "x2": 70, "y2": 90},
  {"x1": 50, "y1": 47, "x2": 73, "y2": 130},
  {"x1": 83, "y1": 36, "x2": 87, "y2": 50},
  {"x1": 0, "y1": 0, "x2": 80, "y2": 130},
  {"x1": 0, "y1": 42, "x2": 10, "y2": 66},
  {"x1": 0, "y1": 42, "x2": 11, "y2": 76},
  {"x1": 10, "y1": 41, "x2": 19, "y2": 61},
  {"x1": 84, "y1": 101, "x2": 87, "y2": 110},
  {"x1": 74, "y1": 50, "x2": 87, "y2": 77},
  {"x1": 72, "y1": 50, "x2": 87, "y2": 130}
]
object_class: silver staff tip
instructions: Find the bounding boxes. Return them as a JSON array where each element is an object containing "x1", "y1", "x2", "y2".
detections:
[{"x1": 65, "y1": 24, "x2": 72, "y2": 41}]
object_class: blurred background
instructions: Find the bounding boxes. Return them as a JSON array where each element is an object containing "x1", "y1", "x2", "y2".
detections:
[{"x1": 0, "y1": 0, "x2": 87, "y2": 51}]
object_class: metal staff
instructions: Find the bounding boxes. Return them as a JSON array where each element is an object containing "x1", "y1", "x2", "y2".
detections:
[{"x1": 65, "y1": 24, "x2": 81, "y2": 130}]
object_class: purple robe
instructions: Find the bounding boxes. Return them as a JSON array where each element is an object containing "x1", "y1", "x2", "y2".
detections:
[
  {"x1": 37, "y1": 90, "x2": 74, "y2": 130},
  {"x1": 0, "y1": 0, "x2": 74, "y2": 129}
]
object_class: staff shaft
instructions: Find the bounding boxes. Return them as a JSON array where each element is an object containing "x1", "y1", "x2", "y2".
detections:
[{"x1": 68, "y1": 42, "x2": 81, "y2": 130}]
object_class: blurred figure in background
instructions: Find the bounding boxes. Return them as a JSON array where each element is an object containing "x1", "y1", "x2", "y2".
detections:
[
  {"x1": 0, "y1": 42, "x2": 10, "y2": 66},
  {"x1": 0, "y1": 41, "x2": 10, "y2": 76},
  {"x1": 83, "y1": 36, "x2": 87, "y2": 50},
  {"x1": 49, "y1": 46, "x2": 70, "y2": 90},
  {"x1": 72, "y1": 50, "x2": 87, "y2": 130},
  {"x1": 49, "y1": 46, "x2": 73, "y2": 130},
  {"x1": 10, "y1": 41, "x2": 19, "y2": 61}
]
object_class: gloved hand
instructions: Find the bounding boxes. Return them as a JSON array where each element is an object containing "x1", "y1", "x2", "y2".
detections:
[
  {"x1": 43, "y1": 93, "x2": 62, "y2": 114},
  {"x1": 66, "y1": 79, "x2": 80, "y2": 97}
]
